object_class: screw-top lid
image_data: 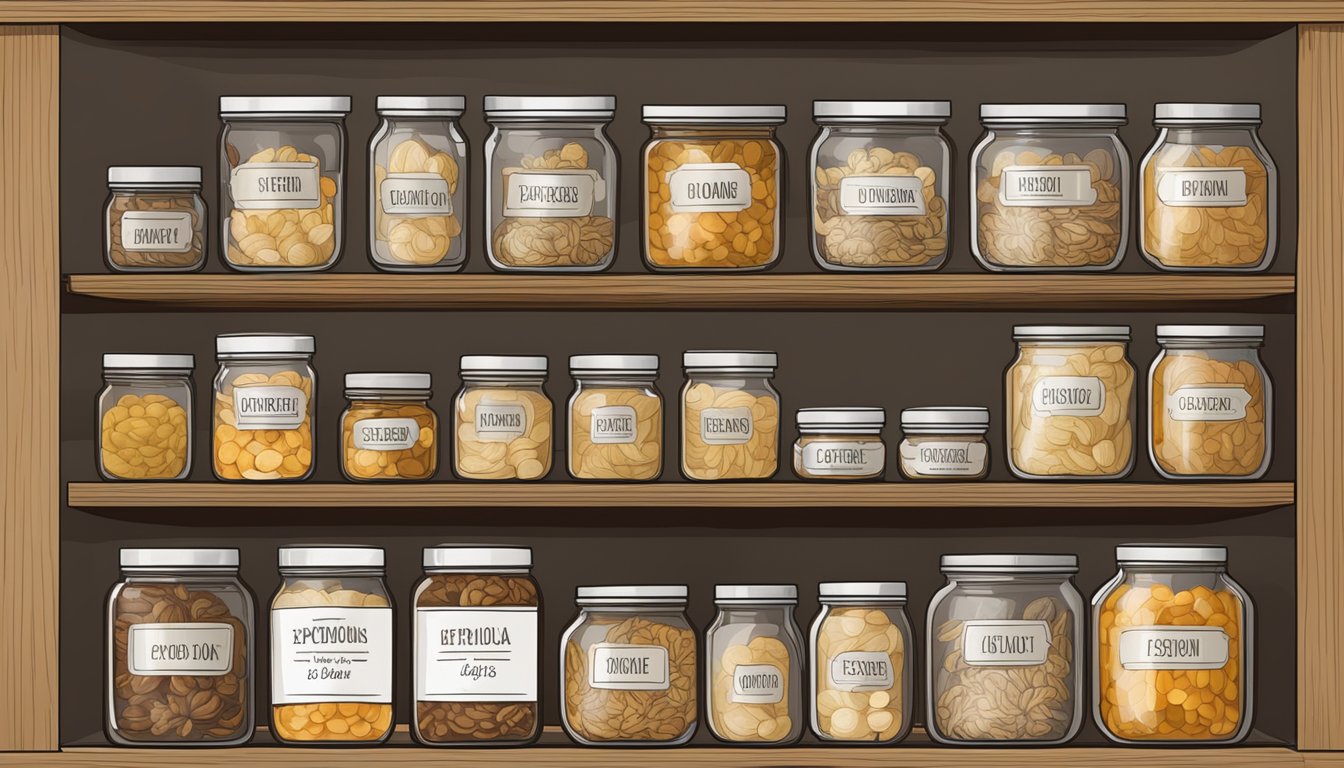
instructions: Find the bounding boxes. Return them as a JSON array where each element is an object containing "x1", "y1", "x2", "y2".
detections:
[
  {"x1": 1155, "y1": 103, "x2": 1260, "y2": 124},
  {"x1": 940, "y1": 554, "x2": 1079, "y2": 573},
  {"x1": 219, "y1": 96, "x2": 351, "y2": 115},
  {"x1": 643, "y1": 105, "x2": 786, "y2": 124},
  {"x1": 813, "y1": 100, "x2": 950, "y2": 121},
  {"x1": 1116, "y1": 544, "x2": 1228, "y2": 564},
  {"x1": 576, "y1": 585, "x2": 688, "y2": 604},
  {"x1": 1013, "y1": 325, "x2": 1131, "y2": 342},
  {"x1": 819, "y1": 581, "x2": 908, "y2": 599},
  {"x1": 376, "y1": 95, "x2": 465, "y2": 116},
  {"x1": 216, "y1": 333, "x2": 315, "y2": 356},
  {"x1": 683, "y1": 350, "x2": 777, "y2": 372},
  {"x1": 278, "y1": 545, "x2": 384, "y2": 568},
  {"x1": 796, "y1": 407, "x2": 885, "y2": 433},
  {"x1": 424, "y1": 546, "x2": 532, "y2": 568},
  {"x1": 484, "y1": 95, "x2": 615, "y2": 119},
  {"x1": 460, "y1": 355, "x2": 548, "y2": 374},
  {"x1": 107, "y1": 166, "x2": 202, "y2": 188},
  {"x1": 103, "y1": 353, "x2": 194, "y2": 370},
  {"x1": 121, "y1": 548, "x2": 239, "y2": 568},
  {"x1": 1156, "y1": 325, "x2": 1264, "y2": 341},
  {"x1": 715, "y1": 584, "x2": 798, "y2": 602},
  {"x1": 344, "y1": 372, "x2": 431, "y2": 391},
  {"x1": 981, "y1": 103, "x2": 1126, "y2": 125},
  {"x1": 569, "y1": 354, "x2": 660, "y2": 376},
  {"x1": 900, "y1": 406, "x2": 989, "y2": 433}
]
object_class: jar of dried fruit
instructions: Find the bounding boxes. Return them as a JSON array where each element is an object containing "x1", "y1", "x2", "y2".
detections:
[
  {"x1": 212, "y1": 334, "x2": 316, "y2": 482},
  {"x1": 453, "y1": 355, "x2": 553, "y2": 481},
  {"x1": 98, "y1": 353, "x2": 194, "y2": 481},
  {"x1": 681, "y1": 351, "x2": 780, "y2": 481},
  {"x1": 103, "y1": 166, "x2": 207, "y2": 272},
  {"x1": 567, "y1": 354, "x2": 663, "y2": 481},
  {"x1": 340, "y1": 372, "x2": 438, "y2": 482},
  {"x1": 706, "y1": 585, "x2": 805, "y2": 745}
]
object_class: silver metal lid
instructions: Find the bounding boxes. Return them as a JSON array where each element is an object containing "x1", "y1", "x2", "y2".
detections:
[
  {"x1": 900, "y1": 406, "x2": 989, "y2": 431},
  {"x1": 819, "y1": 581, "x2": 907, "y2": 599},
  {"x1": 940, "y1": 554, "x2": 1079, "y2": 573},
  {"x1": 107, "y1": 166, "x2": 202, "y2": 187},
  {"x1": 1116, "y1": 544, "x2": 1228, "y2": 564},
  {"x1": 121, "y1": 548, "x2": 239, "y2": 568},
  {"x1": 1156, "y1": 325, "x2": 1264, "y2": 340},
  {"x1": 424, "y1": 546, "x2": 532, "y2": 568},
  {"x1": 278, "y1": 546, "x2": 384, "y2": 568},
  {"x1": 796, "y1": 407, "x2": 885, "y2": 432},
  {"x1": 376, "y1": 95, "x2": 465, "y2": 116},
  {"x1": 1155, "y1": 103, "x2": 1260, "y2": 124},
  {"x1": 460, "y1": 355, "x2": 548, "y2": 374},
  {"x1": 643, "y1": 104, "x2": 786, "y2": 124},
  {"x1": 715, "y1": 584, "x2": 798, "y2": 602},
  {"x1": 344, "y1": 372, "x2": 431, "y2": 390},
  {"x1": 576, "y1": 585, "x2": 688, "y2": 604},
  {"x1": 216, "y1": 333, "x2": 315, "y2": 356},
  {"x1": 813, "y1": 100, "x2": 950, "y2": 121},
  {"x1": 981, "y1": 103, "x2": 1127, "y2": 124},
  {"x1": 683, "y1": 350, "x2": 777, "y2": 371},
  {"x1": 569, "y1": 354, "x2": 660, "y2": 376},
  {"x1": 103, "y1": 353, "x2": 194, "y2": 370},
  {"x1": 483, "y1": 95, "x2": 615, "y2": 119},
  {"x1": 1013, "y1": 325, "x2": 1131, "y2": 342},
  {"x1": 219, "y1": 96, "x2": 351, "y2": 115}
]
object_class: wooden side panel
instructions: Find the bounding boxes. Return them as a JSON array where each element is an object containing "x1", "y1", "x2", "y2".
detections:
[{"x1": 0, "y1": 24, "x2": 59, "y2": 752}]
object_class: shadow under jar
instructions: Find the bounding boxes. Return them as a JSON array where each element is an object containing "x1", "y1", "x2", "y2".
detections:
[
  {"x1": 97, "y1": 353, "x2": 194, "y2": 481},
  {"x1": 340, "y1": 372, "x2": 438, "y2": 482},
  {"x1": 103, "y1": 166, "x2": 206, "y2": 272},
  {"x1": 706, "y1": 585, "x2": 806, "y2": 746}
]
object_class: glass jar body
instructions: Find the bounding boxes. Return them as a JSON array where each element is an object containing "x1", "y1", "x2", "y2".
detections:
[
  {"x1": 1149, "y1": 343, "x2": 1271, "y2": 479},
  {"x1": 104, "y1": 187, "x2": 207, "y2": 272},
  {"x1": 809, "y1": 600, "x2": 913, "y2": 743},
  {"x1": 568, "y1": 375, "x2": 663, "y2": 481},
  {"x1": 454, "y1": 376, "x2": 554, "y2": 480},
  {"x1": 98, "y1": 371, "x2": 193, "y2": 481},
  {"x1": 368, "y1": 115, "x2": 468, "y2": 271},
  {"x1": 340, "y1": 395, "x2": 438, "y2": 482},
  {"x1": 212, "y1": 356, "x2": 316, "y2": 482},
  {"x1": 897, "y1": 433, "x2": 989, "y2": 480},
  {"x1": 681, "y1": 372, "x2": 780, "y2": 481},
  {"x1": 793, "y1": 433, "x2": 885, "y2": 481},
  {"x1": 706, "y1": 604, "x2": 806, "y2": 745}
]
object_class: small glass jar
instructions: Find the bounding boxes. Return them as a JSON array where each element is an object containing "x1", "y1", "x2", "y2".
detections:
[
  {"x1": 483, "y1": 96, "x2": 617, "y2": 271},
  {"x1": 107, "y1": 548, "x2": 254, "y2": 746},
  {"x1": 560, "y1": 586, "x2": 698, "y2": 746},
  {"x1": 104, "y1": 166, "x2": 207, "y2": 272},
  {"x1": 809, "y1": 582, "x2": 914, "y2": 744},
  {"x1": 809, "y1": 101, "x2": 951, "y2": 271},
  {"x1": 340, "y1": 372, "x2": 438, "y2": 482},
  {"x1": 568, "y1": 354, "x2": 663, "y2": 481},
  {"x1": 706, "y1": 585, "x2": 805, "y2": 745},
  {"x1": 454, "y1": 355, "x2": 553, "y2": 481},
  {"x1": 412, "y1": 546, "x2": 541, "y2": 746},
  {"x1": 219, "y1": 96, "x2": 349, "y2": 271},
  {"x1": 1006, "y1": 325, "x2": 1136, "y2": 480},
  {"x1": 1093, "y1": 545, "x2": 1254, "y2": 744},
  {"x1": 368, "y1": 96, "x2": 468, "y2": 272},
  {"x1": 1140, "y1": 104, "x2": 1277, "y2": 272},
  {"x1": 270, "y1": 546, "x2": 393, "y2": 745},
  {"x1": 642, "y1": 105, "x2": 785, "y2": 271},
  {"x1": 98, "y1": 354, "x2": 194, "y2": 481},
  {"x1": 897, "y1": 406, "x2": 990, "y2": 481},
  {"x1": 927, "y1": 554, "x2": 1084, "y2": 745},
  {"x1": 212, "y1": 334, "x2": 316, "y2": 482},
  {"x1": 971, "y1": 104, "x2": 1129, "y2": 271},
  {"x1": 681, "y1": 351, "x2": 780, "y2": 481},
  {"x1": 792, "y1": 407, "x2": 886, "y2": 481}
]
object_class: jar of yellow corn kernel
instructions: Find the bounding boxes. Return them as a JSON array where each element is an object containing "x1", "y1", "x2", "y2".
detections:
[
  {"x1": 98, "y1": 354, "x2": 194, "y2": 481},
  {"x1": 1093, "y1": 544, "x2": 1254, "y2": 744},
  {"x1": 642, "y1": 105, "x2": 785, "y2": 271},
  {"x1": 568, "y1": 355, "x2": 663, "y2": 482},
  {"x1": 340, "y1": 373, "x2": 438, "y2": 482},
  {"x1": 220, "y1": 96, "x2": 349, "y2": 271},
  {"x1": 454, "y1": 355, "x2": 553, "y2": 481},
  {"x1": 681, "y1": 351, "x2": 780, "y2": 481},
  {"x1": 212, "y1": 334, "x2": 316, "y2": 482}
]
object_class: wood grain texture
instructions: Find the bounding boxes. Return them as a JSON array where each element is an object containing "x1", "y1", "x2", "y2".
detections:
[{"x1": 0, "y1": 25, "x2": 59, "y2": 752}]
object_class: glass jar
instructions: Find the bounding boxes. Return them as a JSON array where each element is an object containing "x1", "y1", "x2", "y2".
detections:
[
  {"x1": 270, "y1": 546, "x2": 393, "y2": 745},
  {"x1": 219, "y1": 96, "x2": 349, "y2": 271},
  {"x1": 560, "y1": 585, "x2": 698, "y2": 746},
  {"x1": 1006, "y1": 325, "x2": 1136, "y2": 480},
  {"x1": 809, "y1": 101, "x2": 951, "y2": 271},
  {"x1": 926, "y1": 554, "x2": 1084, "y2": 745},
  {"x1": 642, "y1": 105, "x2": 785, "y2": 271},
  {"x1": 106, "y1": 548, "x2": 254, "y2": 746},
  {"x1": 809, "y1": 582, "x2": 914, "y2": 744},
  {"x1": 368, "y1": 96, "x2": 468, "y2": 272},
  {"x1": 971, "y1": 104, "x2": 1129, "y2": 271},
  {"x1": 483, "y1": 96, "x2": 617, "y2": 271},
  {"x1": 1093, "y1": 545, "x2": 1253, "y2": 744},
  {"x1": 1149, "y1": 325, "x2": 1271, "y2": 480},
  {"x1": 792, "y1": 407, "x2": 886, "y2": 481},
  {"x1": 897, "y1": 406, "x2": 990, "y2": 481},
  {"x1": 412, "y1": 546, "x2": 541, "y2": 746},
  {"x1": 1140, "y1": 104, "x2": 1277, "y2": 272},
  {"x1": 104, "y1": 166, "x2": 206, "y2": 272},
  {"x1": 681, "y1": 351, "x2": 780, "y2": 481},
  {"x1": 212, "y1": 334, "x2": 316, "y2": 482},
  {"x1": 454, "y1": 355, "x2": 553, "y2": 480},
  {"x1": 706, "y1": 585, "x2": 805, "y2": 745},
  {"x1": 98, "y1": 353, "x2": 194, "y2": 481},
  {"x1": 340, "y1": 372, "x2": 438, "y2": 482},
  {"x1": 568, "y1": 354, "x2": 663, "y2": 481}
]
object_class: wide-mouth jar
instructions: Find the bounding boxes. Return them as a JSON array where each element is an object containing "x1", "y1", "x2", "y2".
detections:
[
  {"x1": 568, "y1": 354, "x2": 663, "y2": 481},
  {"x1": 340, "y1": 372, "x2": 438, "y2": 482},
  {"x1": 454, "y1": 355, "x2": 553, "y2": 480},
  {"x1": 792, "y1": 407, "x2": 886, "y2": 481},
  {"x1": 212, "y1": 334, "x2": 316, "y2": 482},
  {"x1": 897, "y1": 406, "x2": 990, "y2": 481},
  {"x1": 104, "y1": 166, "x2": 207, "y2": 272},
  {"x1": 706, "y1": 585, "x2": 805, "y2": 745},
  {"x1": 98, "y1": 353, "x2": 194, "y2": 481},
  {"x1": 681, "y1": 351, "x2": 780, "y2": 481}
]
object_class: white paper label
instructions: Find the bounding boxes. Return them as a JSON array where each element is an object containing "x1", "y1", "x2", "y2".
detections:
[
  {"x1": 668, "y1": 163, "x2": 752, "y2": 213},
  {"x1": 961, "y1": 620, "x2": 1051, "y2": 666},
  {"x1": 474, "y1": 404, "x2": 527, "y2": 442},
  {"x1": 801, "y1": 441, "x2": 885, "y2": 476},
  {"x1": 1031, "y1": 376, "x2": 1106, "y2": 417},
  {"x1": 381, "y1": 173, "x2": 453, "y2": 216},
  {"x1": 271, "y1": 606, "x2": 393, "y2": 704},
  {"x1": 120, "y1": 211, "x2": 194, "y2": 253},
  {"x1": 589, "y1": 644, "x2": 669, "y2": 690},
  {"x1": 700, "y1": 406, "x2": 753, "y2": 445},
  {"x1": 233, "y1": 385, "x2": 307, "y2": 430},
  {"x1": 1166, "y1": 386, "x2": 1252, "y2": 422},
  {"x1": 590, "y1": 405, "x2": 637, "y2": 445},
  {"x1": 502, "y1": 170, "x2": 598, "y2": 217},
  {"x1": 839, "y1": 175, "x2": 927, "y2": 216},
  {"x1": 730, "y1": 663, "x2": 784, "y2": 704},
  {"x1": 900, "y1": 440, "x2": 987, "y2": 477},
  {"x1": 828, "y1": 651, "x2": 893, "y2": 691},
  {"x1": 1157, "y1": 167, "x2": 1248, "y2": 207},
  {"x1": 1119, "y1": 626, "x2": 1230, "y2": 670},
  {"x1": 999, "y1": 165, "x2": 1097, "y2": 207},
  {"x1": 231, "y1": 161, "x2": 322, "y2": 210},
  {"x1": 128, "y1": 622, "x2": 234, "y2": 676},
  {"x1": 352, "y1": 417, "x2": 420, "y2": 450},
  {"x1": 415, "y1": 606, "x2": 538, "y2": 702}
]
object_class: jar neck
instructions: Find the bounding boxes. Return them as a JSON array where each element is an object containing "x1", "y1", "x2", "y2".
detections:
[
  {"x1": 345, "y1": 391, "x2": 432, "y2": 403},
  {"x1": 104, "y1": 370, "x2": 191, "y2": 384},
  {"x1": 1120, "y1": 562, "x2": 1227, "y2": 574},
  {"x1": 490, "y1": 119, "x2": 609, "y2": 130},
  {"x1": 986, "y1": 122, "x2": 1121, "y2": 135},
  {"x1": 217, "y1": 354, "x2": 313, "y2": 364},
  {"x1": 424, "y1": 566, "x2": 531, "y2": 575},
  {"x1": 944, "y1": 571, "x2": 1075, "y2": 585},
  {"x1": 1018, "y1": 340, "x2": 1128, "y2": 349},
  {"x1": 1158, "y1": 340, "x2": 1262, "y2": 351},
  {"x1": 121, "y1": 567, "x2": 239, "y2": 578},
  {"x1": 652, "y1": 125, "x2": 776, "y2": 139},
  {"x1": 579, "y1": 603, "x2": 687, "y2": 615},
  {"x1": 574, "y1": 375, "x2": 657, "y2": 387},
  {"x1": 280, "y1": 567, "x2": 385, "y2": 578},
  {"x1": 820, "y1": 598, "x2": 906, "y2": 607},
  {"x1": 461, "y1": 374, "x2": 546, "y2": 386},
  {"x1": 799, "y1": 429, "x2": 883, "y2": 437},
  {"x1": 109, "y1": 186, "x2": 201, "y2": 195},
  {"x1": 901, "y1": 429, "x2": 988, "y2": 437},
  {"x1": 818, "y1": 122, "x2": 944, "y2": 137}
]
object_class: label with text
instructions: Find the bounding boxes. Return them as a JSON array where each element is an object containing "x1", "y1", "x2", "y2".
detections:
[
  {"x1": 730, "y1": 663, "x2": 784, "y2": 704},
  {"x1": 120, "y1": 211, "x2": 194, "y2": 253},
  {"x1": 802, "y1": 441, "x2": 885, "y2": 476},
  {"x1": 1156, "y1": 167, "x2": 1248, "y2": 207},
  {"x1": 415, "y1": 606, "x2": 538, "y2": 702},
  {"x1": 1119, "y1": 626, "x2": 1230, "y2": 670},
  {"x1": 961, "y1": 620, "x2": 1051, "y2": 666},
  {"x1": 1166, "y1": 385, "x2": 1252, "y2": 422},
  {"x1": 502, "y1": 170, "x2": 598, "y2": 218},
  {"x1": 828, "y1": 651, "x2": 894, "y2": 692},
  {"x1": 839, "y1": 175, "x2": 927, "y2": 216},
  {"x1": 381, "y1": 173, "x2": 453, "y2": 216},
  {"x1": 700, "y1": 406, "x2": 753, "y2": 445},
  {"x1": 590, "y1": 405, "x2": 637, "y2": 445},
  {"x1": 352, "y1": 417, "x2": 421, "y2": 451},
  {"x1": 233, "y1": 385, "x2": 307, "y2": 430},
  {"x1": 902, "y1": 440, "x2": 987, "y2": 476},
  {"x1": 668, "y1": 163, "x2": 752, "y2": 213},
  {"x1": 589, "y1": 643, "x2": 669, "y2": 690},
  {"x1": 999, "y1": 165, "x2": 1097, "y2": 207},
  {"x1": 128, "y1": 622, "x2": 235, "y2": 677},
  {"x1": 231, "y1": 161, "x2": 322, "y2": 210},
  {"x1": 1031, "y1": 376, "x2": 1106, "y2": 418},
  {"x1": 271, "y1": 606, "x2": 393, "y2": 704},
  {"x1": 474, "y1": 404, "x2": 527, "y2": 442}
]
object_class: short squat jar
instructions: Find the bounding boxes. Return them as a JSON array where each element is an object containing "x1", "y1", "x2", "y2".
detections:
[
  {"x1": 104, "y1": 166, "x2": 206, "y2": 272},
  {"x1": 453, "y1": 355, "x2": 553, "y2": 481},
  {"x1": 681, "y1": 351, "x2": 780, "y2": 481},
  {"x1": 212, "y1": 334, "x2": 316, "y2": 482},
  {"x1": 98, "y1": 353, "x2": 194, "y2": 481},
  {"x1": 568, "y1": 354, "x2": 663, "y2": 481},
  {"x1": 971, "y1": 104, "x2": 1129, "y2": 271},
  {"x1": 706, "y1": 585, "x2": 805, "y2": 745},
  {"x1": 340, "y1": 372, "x2": 438, "y2": 482},
  {"x1": 897, "y1": 406, "x2": 990, "y2": 481},
  {"x1": 927, "y1": 554, "x2": 1084, "y2": 745},
  {"x1": 792, "y1": 407, "x2": 886, "y2": 481},
  {"x1": 809, "y1": 100, "x2": 951, "y2": 271}
]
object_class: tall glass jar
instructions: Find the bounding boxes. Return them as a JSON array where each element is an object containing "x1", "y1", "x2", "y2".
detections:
[
  {"x1": 926, "y1": 554, "x2": 1084, "y2": 745},
  {"x1": 412, "y1": 546, "x2": 541, "y2": 746},
  {"x1": 106, "y1": 548, "x2": 254, "y2": 746},
  {"x1": 340, "y1": 373, "x2": 438, "y2": 482},
  {"x1": 809, "y1": 582, "x2": 913, "y2": 744},
  {"x1": 792, "y1": 407, "x2": 886, "y2": 481},
  {"x1": 642, "y1": 105, "x2": 785, "y2": 271},
  {"x1": 483, "y1": 96, "x2": 617, "y2": 271},
  {"x1": 1093, "y1": 545, "x2": 1254, "y2": 744},
  {"x1": 1140, "y1": 103, "x2": 1277, "y2": 271},
  {"x1": 1006, "y1": 325, "x2": 1136, "y2": 480},
  {"x1": 897, "y1": 406, "x2": 990, "y2": 481},
  {"x1": 104, "y1": 166, "x2": 207, "y2": 272},
  {"x1": 809, "y1": 100, "x2": 951, "y2": 271},
  {"x1": 971, "y1": 104, "x2": 1129, "y2": 271},
  {"x1": 560, "y1": 585, "x2": 698, "y2": 746},
  {"x1": 706, "y1": 585, "x2": 805, "y2": 745},
  {"x1": 219, "y1": 96, "x2": 349, "y2": 271},
  {"x1": 98, "y1": 353, "x2": 193, "y2": 481},
  {"x1": 568, "y1": 354, "x2": 663, "y2": 481},
  {"x1": 212, "y1": 334, "x2": 316, "y2": 482},
  {"x1": 681, "y1": 351, "x2": 780, "y2": 481},
  {"x1": 368, "y1": 96, "x2": 468, "y2": 272},
  {"x1": 453, "y1": 355, "x2": 553, "y2": 481},
  {"x1": 270, "y1": 546, "x2": 393, "y2": 745},
  {"x1": 1149, "y1": 325, "x2": 1271, "y2": 480}
]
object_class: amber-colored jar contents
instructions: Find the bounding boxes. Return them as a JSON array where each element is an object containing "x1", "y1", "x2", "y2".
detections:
[{"x1": 341, "y1": 373, "x2": 437, "y2": 481}]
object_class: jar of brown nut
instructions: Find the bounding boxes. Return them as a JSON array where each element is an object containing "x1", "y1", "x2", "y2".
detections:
[
  {"x1": 104, "y1": 166, "x2": 206, "y2": 272},
  {"x1": 106, "y1": 548, "x2": 254, "y2": 746},
  {"x1": 412, "y1": 546, "x2": 541, "y2": 746}
]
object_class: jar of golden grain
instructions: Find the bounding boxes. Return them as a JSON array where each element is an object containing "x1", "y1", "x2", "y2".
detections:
[
  {"x1": 681, "y1": 351, "x2": 780, "y2": 481},
  {"x1": 643, "y1": 105, "x2": 785, "y2": 271},
  {"x1": 568, "y1": 354, "x2": 663, "y2": 481},
  {"x1": 897, "y1": 406, "x2": 990, "y2": 481},
  {"x1": 98, "y1": 354, "x2": 193, "y2": 481},
  {"x1": 707, "y1": 585, "x2": 805, "y2": 745},
  {"x1": 212, "y1": 334, "x2": 316, "y2": 482},
  {"x1": 792, "y1": 407, "x2": 886, "y2": 481},
  {"x1": 104, "y1": 166, "x2": 206, "y2": 272},
  {"x1": 340, "y1": 373, "x2": 438, "y2": 482},
  {"x1": 454, "y1": 355, "x2": 553, "y2": 480}
]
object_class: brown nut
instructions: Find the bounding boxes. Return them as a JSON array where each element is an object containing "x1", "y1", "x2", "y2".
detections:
[
  {"x1": 342, "y1": 402, "x2": 437, "y2": 481},
  {"x1": 455, "y1": 386, "x2": 553, "y2": 480},
  {"x1": 570, "y1": 387, "x2": 662, "y2": 480},
  {"x1": 108, "y1": 192, "x2": 205, "y2": 269},
  {"x1": 814, "y1": 148, "x2": 948, "y2": 268},
  {"x1": 374, "y1": 137, "x2": 462, "y2": 265},
  {"x1": 213, "y1": 370, "x2": 314, "y2": 481},
  {"x1": 491, "y1": 143, "x2": 613, "y2": 268},
  {"x1": 225, "y1": 145, "x2": 339, "y2": 269},
  {"x1": 814, "y1": 607, "x2": 907, "y2": 741},
  {"x1": 682, "y1": 382, "x2": 778, "y2": 480},
  {"x1": 1143, "y1": 144, "x2": 1270, "y2": 269},
  {"x1": 1151, "y1": 352, "x2": 1267, "y2": 477},
  {"x1": 101, "y1": 393, "x2": 190, "y2": 479}
]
